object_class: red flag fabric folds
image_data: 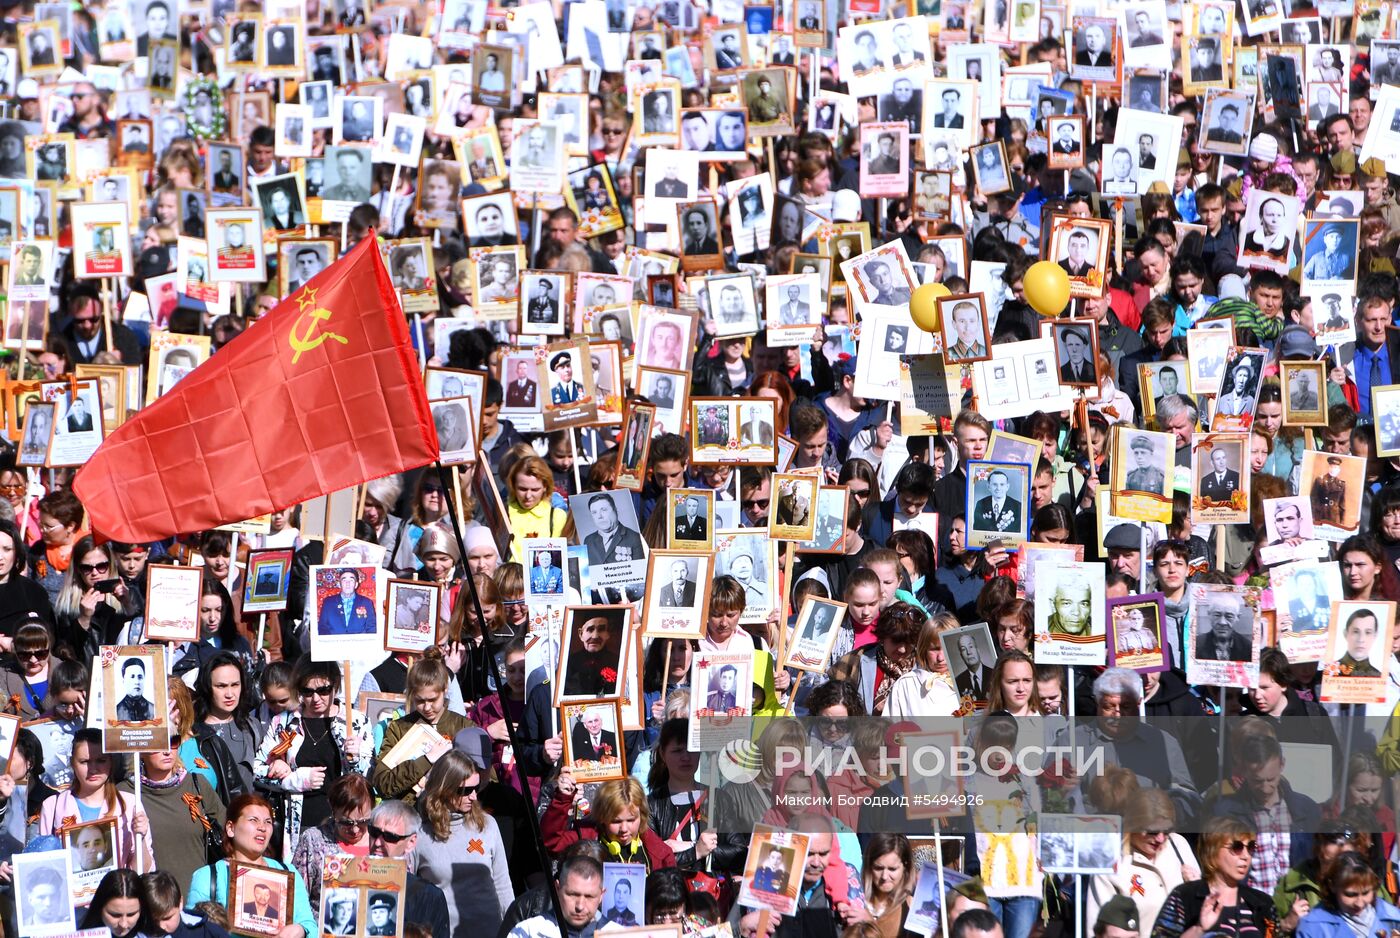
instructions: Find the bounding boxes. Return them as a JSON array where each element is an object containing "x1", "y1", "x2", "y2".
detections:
[{"x1": 73, "y1": 236, "x2": 439, "y2": 543}]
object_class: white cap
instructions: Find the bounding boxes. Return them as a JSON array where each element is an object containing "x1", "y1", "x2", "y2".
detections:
[
  {"x1": 832, "y1": 189, "x2": 862, "y2": 222},
  {"x1": 16, "y1": 79, "x2": 38, "y2": 99}
]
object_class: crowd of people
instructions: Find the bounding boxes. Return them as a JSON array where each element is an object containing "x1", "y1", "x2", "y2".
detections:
[{"x1": 2, "y1": 2, "x2": 1400, "y2": 938}]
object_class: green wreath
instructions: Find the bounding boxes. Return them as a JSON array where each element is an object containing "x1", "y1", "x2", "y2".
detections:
[{"x1": 182, "y1": 78, "x2": 227, "y2": 140}]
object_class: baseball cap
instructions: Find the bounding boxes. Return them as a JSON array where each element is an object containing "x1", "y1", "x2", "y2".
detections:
[{"x1": 832, "y1": 189, "x2": 862, "y2": 222}]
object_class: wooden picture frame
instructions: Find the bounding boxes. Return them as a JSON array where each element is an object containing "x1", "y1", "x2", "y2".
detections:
[{"x1": 227, "y1": 861, "x2": 295, "y2": 938}]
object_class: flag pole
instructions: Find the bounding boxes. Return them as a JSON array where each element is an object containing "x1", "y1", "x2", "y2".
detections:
[{"x1": 433, "y1": 460, "x2": 570, "y2": 929}]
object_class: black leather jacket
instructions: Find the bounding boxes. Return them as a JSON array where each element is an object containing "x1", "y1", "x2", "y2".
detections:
[{"x1": 648, "y1": 789, "x2": 747, "y2": 873}]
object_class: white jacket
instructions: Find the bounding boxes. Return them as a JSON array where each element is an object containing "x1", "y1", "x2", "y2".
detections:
[{"x1": 1084, "y1": 833, "x2": 1199, "y2": 935}]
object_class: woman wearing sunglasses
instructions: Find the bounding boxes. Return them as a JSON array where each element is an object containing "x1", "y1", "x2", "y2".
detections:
[
  {"x1": 290, "y1": 773, "x2": 374, "y2": 912},
  {"x1": 0, "y1": 518, "x2": 52, "y2": 638},
  {"x1": 412, "y1": 752, "x2": 514, "y2": 938},
  {"x1": 253, "y1": 659, "x2": 372, "y2": 861},
  {"x1": 1086, "y1": 788, "x2": 1198, "y2": 936},
  {"x1": 53, "y1": 535, "x2": 136, "y2": 662},
  {"x1": 1151, "y1": 817, "x2": 1277, "y2": 938},
  {"x1": 1293, "y1": 850, "x2": 1400, "y2": 938},
  {"x1": 0, "y1": 620, "x2": 54, "y2": 718},
  {"x1": 186, "y1": 793, "x2": 318, "y2": 938}
]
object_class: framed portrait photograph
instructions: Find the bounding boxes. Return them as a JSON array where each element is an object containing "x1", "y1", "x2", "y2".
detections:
[
  {"x1": 1186, "y1": 583, "x2": 1262, "y2": 687},
  {"x1": 356, "y1": 692, "x2": 405, "y2": 727},
  {"x1": 1301, "y1": 449, "x2": 1366, "y2": 542},
  {"x1": 737, "y1": 828, "x2": 810, "y2": 916},
  {"x1": 555, "y1": 605, "x2": 633, "y2": 701},
  {"x1": 1052, "y1": 319, "x2": 1100, "y2": 387},
  {"x1": 1191, "y1": 432, "x2": 1251, "y2": 525},
  {"x1": 706, "y1": 272, "x2": 761, "y2": 338},
  {"x1": 769, "y1": 472, "x2": 819, "y2": 542},
  {"x1": 1045, "y1": 115, "x2": 1084, "y2": 170},
  {"x1": 306, "y1": 564, "x2": 382, "y2": 662},
  {"x1": 100, "y1": 644, "x2": 171, "y2": 752},
  {"x1": 519, "y1": 270, "x2": 571, "y2": 337},
  {"x1": 1032, "y1": 558, "x2": 1107, "y2": 665},
  {"x1": 564, "y1": 163, "x2": 625, "y2": 240},
  {"x1": 969, "y1": 141, "x2": 1011, "y2": 195},
  {"x1": 641, "y1": 551, "x2": 713, "y2": 639},
  {"x1": 1211, "y1": 346, "x2": 1267, "y2": 431},
  {"x1": 277, "y1": 237, "x2": 334, "y2": 300},
  {"x1": 1038, "y1": 815, "x2": 1122, "y2": 875},
  {"x1": 1301, "y1": 218, "x2": 1359, "y2": 286},
  {"x1": 858, "y1": 121, "x2": 909, "y2": 197},
  {"x1": 1109, "y1": 427, "x2": 1173, "y2": 523},
  {"x1": 16, "y1": 401, "x2": 54, "y2": 468},
  {"x1": 1199, "y1": 89, "x2": 1254, "y2": 156},
  {"x1": 243, "y1": 548, "x2": 293, "y2": 613},
  {"x1": 667, "y1": 489, "x2": 714, "y2": 551},
  {"x1": 1185, "y1": 326, "x2": 1232, "y2": 397},
  {"x1": 539, "y1": 338, "x2": 600, "y2": 431},
  {"x1": 1373, "y1": 385, "x2": 1400, "y2": 456},
  {"x1": 1070, "y1": 15, "x2": 1118, "y2": 82},
  {"x1": 260, "y1": 19, "x2": 303, "y2": 74},
  {"x1": 783, "y1": 597, "x2": 845, "y2": 673},
  {"x1": 42, "y1": 378, "x2": 105, "y2": 468},
  {"x1": 964, "y1": 460, "x2": 1032, "y2": 550},
  {"x1": 471, "y1": 244, "x2": 525, "y2": 318},
  {"x1": 688, "y1": 647, "x2": 754, "y2": 747},
  {"x1": 690, "y1": 397, "x2": 778, "y2": 465},
  {"x1": 510, "y1": 120, "x2": 566, "y2": 194},
  {"x1": 1106, "y1": 593, "x2": 1170, "y2": 673},
  {"x1": 63, "y1": 817, "x2": 117, "y2": 906},
  {"x1": 678, "y1": 108, "x2": 749, "y2": 160},
  {"x1": 8, "y1": 239, "x2": 53, "y2": 303},
  {"x1": 1276, "y1": 359, "x2": 1326, "y2": 428},
  {"x1": 318, "y1": 859, "x2": 408, "y2": 938},
  {"x1": 1237, "y1": 188, "x2": 1301, "y2": 274},
  {"x1": 1321, "y1": 601, "x2": 1396, "y2": 704},
  {"x1": 1047, "y1": 218, "x2": 1110, "y2": 299},
  {"x1": 615, "y1": 402, "x2": 657, "y2": 493},
  {"x1": 523, "y1": 537, "x2": 570, "y2": 603},
  {"x1": 765, "y1": 272, "x2": 823, "y2": 346},
  {"x1": 143, "y1": 563, "x2": 202, "y2": 643},
  {"x1": 229, "y1": 861, "x2": 295, "y2": 938},
  {"x1": 634, "y1": 81, "x2": 682, "y2": 147},
  {"x1": 570, "y1": 489, "x2": 648, "y2": 603},
  {"x1": 69, "y1": 201, "x2": 131, "y2": 279},
  {"x1": 739, "y1": 67, "x2": 796, "y2": 136},
  {"x1": 938, "y1": 293, "x2": 991, "y2": 365},
  {"x1": 471, "y1": 43, "x2": 513, "y2": 109},
  {"x1": 678, "y1": 200, "x2": 724, "y2": 271},
  {"x1": 206, "y1": 207, "x2": 266, "y2": 282},
  {"x1": 14, "y1": 849, "x2": 76, "y2": 938},
  {"x1": 430, "y1": 397, "x2": 477, "y2": 466},
  {"x1": 714, "y1": 528, "x2": 778, "y2": 626},
  {"x1": 939, "y1": 621, "x2": 997, "y2": 704},
  {"x1": 560, "y1": 699, "x2": 627, "y2": 782}
]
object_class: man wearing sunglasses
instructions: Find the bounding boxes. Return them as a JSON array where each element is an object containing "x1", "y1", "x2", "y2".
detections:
[{"x1": 368, "y1": 801, "x2": 450, "y2": 938}]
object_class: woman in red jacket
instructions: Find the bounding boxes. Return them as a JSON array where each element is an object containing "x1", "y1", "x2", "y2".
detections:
[{"x1": 543, "y1": 774, "x2": 676, "y2": 870}]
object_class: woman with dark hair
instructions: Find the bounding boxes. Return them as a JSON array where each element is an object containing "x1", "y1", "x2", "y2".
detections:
[
  {"x1": 28, "y1": 488, "x2": 85, "y2": 603},
  {"x1": 290, "y1": 773, "x2": 374, "y2": 910},
  {"x1": 0, "y1": 620, "x2": 54, "y2": 718},
  {"x1": 469, "y1": 638, "x2": 532, "y2": 796},
  {"x1": 1293, "y1": 851, "x2": 1400, "y2": 937},
  {"x1": 861, "y1": 833, "x2": 915, "y2": 938},
  {"x1": 252, "y1": 659, "x2": 372, "y2": 859},
  {"x1": 838, "y1": 457, "x2": 879, "y2": 515},
  {"x1": 829, "y1": 601, "x2": 924, "y2": 715},
  {"x1": 1338, "y1": 534, "x2": 1400, "y2": 601},
  {"x1": 121, "y1": 733, "x2": 227, "y2": 892},
  {"x1": 0, "y1": 517, "x2": 52, "y2": 637},
  {"x1": 1368, "y1": 485, "x2": 1400, "y2": 567},
  {"x1": 80, "y1": 869, "x2": 145, "y2": 937},
  {"x1": 645, "y1": 717, "x2": 734, "y2": 870},
  {"x1": 175, "y1": 577, "x2": 253, "y2": 679},
  {"x1": 186, "y1": 793, "x2": 319, "y2": 937},
  {"x1": 0, "y1": 727, "x2": 55, "y2": 842},
  {"x1": 991, "y1": 598, "x2": 1034, "y2": 654},
  {"x1": 193, "y1": 651, "x2": 264, "y2": 797},
  {"x1": 1273, "y1": 819, "x2": 1377, "y2": 932},
  {"x1": 36, "y1": 728, "x2": 153, "y2": 870},
  {"x1": 888, "y1": 529, "x2": 936, "y2": 610}
]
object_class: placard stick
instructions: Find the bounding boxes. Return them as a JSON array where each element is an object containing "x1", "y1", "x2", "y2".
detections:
[
  {"x1": 18, "y1": 296, "x2": 29, "y2": 354},
  {"x1": 783, "y1": 671, "x2": 804, "y2": 715},
  {"x1": 133, "y1": 769, "x2": 145, "y2": 874},
  {"x1": 102, "y1": 280, "x2": 114, "y2": 353},
  {"x1": 257, "y1": 613, "x2": 267, "y2": 657},
  {"x1": 933, "y1": 819, "x2": 950, "y2": 938},
  {"x1": 660, "y1": 641, "x2": 673, "y2": 709},
  {"x1": 1218, "y1": 686, "x2": 1227, "y2": 780},
  {"x1": 387, "y1": 164, "x2": 401, "y2": 233},
  {"x1": 568, "y1": 428, "x2": 583, "y2": 494},
  {"x1": 777, "y1": 541, "x2": 796, "y2": 667}
]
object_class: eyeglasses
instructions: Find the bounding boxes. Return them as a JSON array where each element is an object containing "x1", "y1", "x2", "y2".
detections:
[
  {"x1": 0, "y1": 482, "x2": 25, "y2": 493},
  {"x1": 368, "y1": 825, "x2": 412, "y2": 844},
  {"x1": 653, "y1": 911, "x2": 685, "y2": 924},
  {"x1": 1226, "y1": 840, "x2": 1258, "y2": 856},
  {"x1": 79, "y1": 561, "x2": 110, "y2": 573},
  {"x1": 335, "y1": 816, "x2": 371, "y2": 830},
  {"x1": 458, "y1": 782, "x2": 480, "y2": 797},
  {"x1": 17, "y1": 648, "x2": 49, "y2": 661},
  {"x1": 300, "y1": 684, "x2": 334, "y2": 698}
]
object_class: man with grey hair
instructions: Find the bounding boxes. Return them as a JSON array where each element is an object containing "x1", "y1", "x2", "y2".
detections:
[
  {"x1": 1154, "y1": 394, "x2": 1198, "y2": 466},
  {"x1": 369, "y1": 801, "x2": 450, "y2": 938}
]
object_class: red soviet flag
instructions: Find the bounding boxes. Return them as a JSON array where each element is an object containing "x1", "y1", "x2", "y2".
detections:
[{"x1": 74, "y1": 236, "x2": 439, "y2": 543}]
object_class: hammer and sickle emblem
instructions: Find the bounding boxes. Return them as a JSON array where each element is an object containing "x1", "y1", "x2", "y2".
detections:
[{"x1": 288, "y1": 307, "x2": 348, "y2": 364}]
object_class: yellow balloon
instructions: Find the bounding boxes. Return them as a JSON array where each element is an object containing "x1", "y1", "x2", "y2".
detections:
[
  {"x1": 1023, "y1": 261, "x2": 1072, "y2": 317},
  {"x1": 910, "y1": 282, "x2": 950, "y2": 333}
]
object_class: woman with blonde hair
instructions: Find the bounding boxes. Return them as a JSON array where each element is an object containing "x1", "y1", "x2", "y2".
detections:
[
  {"x1": 412, "y1": 752, "x2": 514, "y2": 938},
  {"x1": 505, "y1": 455, "x2": 566, "y2": 561},
  {"x1": 884, "y1": 611, "x2": 960, "y2": 717},
  {"x1": 495, "y1": 562, "x2": 529, "y2": 637},
  {"x1": 862, "y1": 833, "x2": 915, "y2": 938},
  {"x1": 1086, "y1": 787, "x2": 1198, "y2": 935},
  {"x1": 544, "y1": 773, "x2": 677, "y2": 869},
  {"x1": 373, "y1": 650, "x2": 475, "y2": 800}
]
